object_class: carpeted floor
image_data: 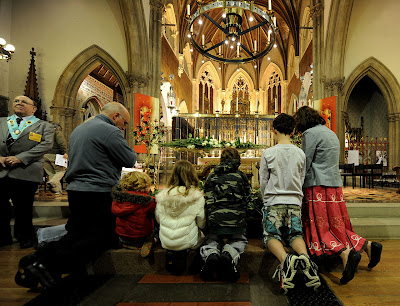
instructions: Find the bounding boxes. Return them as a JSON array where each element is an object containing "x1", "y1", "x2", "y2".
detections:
[{"x1": 35, "y1": 187, "x2": 400, "y2": 203}]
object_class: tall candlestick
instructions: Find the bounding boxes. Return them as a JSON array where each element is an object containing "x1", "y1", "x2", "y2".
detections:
[
  {"x1": 275, "y1": 97, "x2": 278, "y2": 113},
  {"x1": 268, "y1": 0, "x2": 272, "y2": 11},
  {"x1": 202, "y1": 34, "x2": 205, "y2": 46},
  {"x1": 187, "y1": 4, "x2": 190, "y2": 16},
  {"x1": 254, "y1": 40, "x2": 257, "y2": 52}
]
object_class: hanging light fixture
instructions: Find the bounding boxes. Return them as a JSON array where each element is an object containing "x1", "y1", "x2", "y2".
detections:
[
  {"x1": 0, "y1": 37, "x2": 15, "y2": 61},
  {"x1": 186, "y1": 0, "x2": 278, "y2": 64}
]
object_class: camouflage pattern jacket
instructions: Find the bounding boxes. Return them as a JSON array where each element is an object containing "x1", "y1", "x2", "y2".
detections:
[{"x1": 204, "y1": 159, "x2": 251, "y2": 235}]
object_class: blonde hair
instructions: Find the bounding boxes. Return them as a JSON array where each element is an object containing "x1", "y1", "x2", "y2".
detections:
[
  {"x1": 120, "y1": 171, "x2": 152, "y2": 192},
  {"x1": 167, "y1": 160, "x2": 199, "y2": 196}
]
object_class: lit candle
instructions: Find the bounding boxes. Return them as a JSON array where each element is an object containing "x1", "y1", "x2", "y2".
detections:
[
  {"x1": 275, "y1": 97, "x2": 278, "y2": 113},
  {"x1": 187, "y1": 4, "x2": 190, "y2": 16},
  {"x1": 218, "y1": 45, "x2": 221, "y2": 54},
  {"x1": 268, "y1": 0, "x2": 272, "y2": 11},
  {"x1": 268, "y1": 31, "x2": 271, "y2": 42},
  {"x1": 273, "y1": 16, "x2": 276, "y2": 27},
  {"x1": 202, "y1": 34, "x2": 205, "y2": 46},
  {"x1": 254, "y1": 40, "x2": 257, "y2": 52},
  {"x1": 190, "y1": 24, "x2": 193, "y2": 33}
]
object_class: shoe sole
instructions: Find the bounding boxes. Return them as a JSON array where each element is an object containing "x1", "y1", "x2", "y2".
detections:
[
  {"x1": 281, "y1": 256, "x2": 298, "y2": 294},
  {"x1": 296, "y1": 255, "x2": 321, "y2": 290},
  {"x1": 219, "y1": 254, "x2": 240, "y2": 283}
]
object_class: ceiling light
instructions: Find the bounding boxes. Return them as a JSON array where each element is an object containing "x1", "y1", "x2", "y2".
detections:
[{"x1": 187, "y1": 1, "x2": 279, "y2": 64}]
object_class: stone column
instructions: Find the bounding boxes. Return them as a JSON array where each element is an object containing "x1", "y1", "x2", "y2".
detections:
[
  {"x1": 322, "y1": 77, "x2": 346, "y2": 162},
  {"x1": 389, "y1": 113, "x2": 400, "y2": 168},
  {"x1": 311, "y1": 1, "x2": 324, "y2": 100},
  {"x1": 148, "y1": 0, "x2": 164, "y2": 99}
]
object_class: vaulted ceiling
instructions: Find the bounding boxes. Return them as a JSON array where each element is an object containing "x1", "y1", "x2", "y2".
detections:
[{"x1": 176, "y1": 0, "x2": 301, "y2": 70}]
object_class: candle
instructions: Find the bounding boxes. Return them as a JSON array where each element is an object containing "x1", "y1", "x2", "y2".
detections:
[
  {"x1": 268, "y1": 0, "x2": 272, "y2": 11},
  {"x1": 190, "y1": 24, "x2": 193, "y2": 33},
  {"x1": 273, "y1": 16, "x2": 276, "y2": 27},
  {"x1": 202, "y1": 34, "x2": 205, "y2": 46},
  {"x1": 237, "y1": 44, "x2": 240, "y2": 56},
  {"x1": 218, "y1": 45, "x2": 221, "y2": 54},
  {"x1": 236, "y1": 95, "x2": 239, "y2": 111},
  {"x1": 268, "y1": 31, "x2": 271, "y2": 42},
  {"x1": 187, "y1": 4, "x2": 190, "y2": 16},
  {"x1": 275, "y1": 97, "x2": 278, "y2": 113},
  {"x1": 254, "y1": 40, "x2": 257, "y2": 52}
]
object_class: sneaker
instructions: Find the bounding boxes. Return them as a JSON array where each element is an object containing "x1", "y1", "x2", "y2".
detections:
[
  {"x1": 273, "y1": 254, "x2": 298, "y2": 294},
  {"x1": 297, "y1": 254, "x2": 321, "y2": 290},
  {"x1": 200, "y1": 253, "x2": 219, "y2": 281},
  {"x1": 219, "y1": 251, "x2": 240, "y2": 283}
]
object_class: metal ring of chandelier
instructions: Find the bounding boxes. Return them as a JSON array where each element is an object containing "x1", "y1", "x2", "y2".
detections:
[{"x1": 187, "y1": 0, "x2": 278, "y2": 64}]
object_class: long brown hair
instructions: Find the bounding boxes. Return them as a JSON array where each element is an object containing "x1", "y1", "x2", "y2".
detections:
[
  {"x1": 293, "y1": 106, "x2": 326, "y2": 133},
  {"x1": 167, "y1": 160, "x2": 199, "y2": 195}
]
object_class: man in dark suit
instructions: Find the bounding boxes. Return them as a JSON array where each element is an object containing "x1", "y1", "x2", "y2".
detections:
[{"x1": 0, "y1": 95, "x2": 54, "y2": 248}]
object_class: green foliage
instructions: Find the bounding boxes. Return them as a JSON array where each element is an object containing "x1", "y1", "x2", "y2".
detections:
[
  {"x1": 159, "y1": 135, "x2": 261, "y2": 150},
  {"x1": 247, "y1": 186, "x2": 263, "y2": 217}
]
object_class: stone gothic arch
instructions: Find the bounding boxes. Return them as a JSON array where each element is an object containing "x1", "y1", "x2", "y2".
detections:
[
  {"x1": 343, "y1": 57, "x2": 400, "y2": 167},
  {"x1": 260, "y1": 62, "x2": 285, "y2": 114},
  {"x1": 51, "y1": 44, "x2": 130, "y2": 139}
]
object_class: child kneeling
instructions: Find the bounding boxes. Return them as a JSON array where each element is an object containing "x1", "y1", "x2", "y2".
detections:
[
  {"x1": 111, "y1": 171, "x2": 156, "y2": 257},
  {"x1": 259, "y1": 113, "x2": 320, "y2": 294},
  {"x1": 155, "y1": 160, "x2": 206, "y2": 275},
  {"x1": 200, "y1": 147, "x2": 252, "y2": 283}
]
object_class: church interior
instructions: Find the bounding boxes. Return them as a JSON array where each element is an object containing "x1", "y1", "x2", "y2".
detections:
[{"x1": 1, "y1": 0, "x2": 400, "y2": 305}]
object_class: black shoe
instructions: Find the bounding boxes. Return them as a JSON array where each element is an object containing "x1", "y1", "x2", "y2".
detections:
[
  {"x1": 200, "y1": 253, "x2": 219, "y2": 281},
  {"x1": 19, "y1": 240, "x2": 34, "y2": 249},
  {"x1": 296, "y1": 254, "x2": 321, "y2": 291},
  {"x1": 273, "y1": 254, "x2": 298, "y2": 294},
  {"x1": 15, "y1": 264, "x2": 40, "y2": 289},
  {"x1": 368, "y1": 242, "x2": 383, "y2": 269},
  {"x1": 340, "y1": 250, "x2": 361, "y2": 284},
  {"x1": 219, "y1": 252, "x2": 240, "y2": 283},
  {"x1": 0, "y1": 238, "x2": 13, "y2": 247}
]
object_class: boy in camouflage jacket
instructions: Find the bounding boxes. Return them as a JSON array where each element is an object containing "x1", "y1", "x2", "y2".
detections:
[{"x1": 200, "y1": 147, "x2": 251, "y2": 282}]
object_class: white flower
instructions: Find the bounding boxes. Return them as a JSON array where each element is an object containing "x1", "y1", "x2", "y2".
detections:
[
  {"x1": 187, "y1": 145, "x2": 195, "y2": 149},
  {"x1": 202, "y1": 141, "x2": 208, "y2": 146},
  {"x1": 225, "y1": 143, "x2": 231, "y2": 147}
]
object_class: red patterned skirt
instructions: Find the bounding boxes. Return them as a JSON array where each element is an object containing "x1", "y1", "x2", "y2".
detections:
[{"x1": 302, "y1": 186, "x2": 367, "y2": 258}]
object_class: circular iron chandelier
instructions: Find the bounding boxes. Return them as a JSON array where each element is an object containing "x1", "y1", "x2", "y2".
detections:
[{"x1": 187, "y1": 0, "x2": 278, "y2": 64}]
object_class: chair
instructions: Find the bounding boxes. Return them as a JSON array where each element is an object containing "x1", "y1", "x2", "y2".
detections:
[
  {"x1": 339, "y1": 164, "x2": 355, "y2": 188},
  {"x1": 360, "y1": 164, "x2": 383, "y2": 188},
  {"x1": 354, "y1": 164, "x2": 366, "y2": 188}
]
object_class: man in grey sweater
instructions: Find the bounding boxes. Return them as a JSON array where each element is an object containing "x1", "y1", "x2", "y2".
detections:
[{"x1": 15, "y1": 102, "x2": 137, "y2": 290}]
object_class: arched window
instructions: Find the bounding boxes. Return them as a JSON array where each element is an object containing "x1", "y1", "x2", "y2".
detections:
[
  {"x1": 267, "y1": 71, "x2": 282, "y2": 114},
  {"x1": 199, "y1": 70, "x2": 214, "y2": 114}
]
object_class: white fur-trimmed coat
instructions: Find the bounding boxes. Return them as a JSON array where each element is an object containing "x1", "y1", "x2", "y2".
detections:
[{"x1": 155, "y1": 186, "x2": 206, "y2": 251}]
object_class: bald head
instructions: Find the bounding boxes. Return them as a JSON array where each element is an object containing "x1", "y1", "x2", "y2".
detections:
[{"x1": 101, "y1": 102, "x2": 130, "y2": 131}]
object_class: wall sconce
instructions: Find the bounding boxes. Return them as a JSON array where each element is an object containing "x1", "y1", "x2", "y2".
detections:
[{"x1": 0, "y1": 37, "x2": 15, "y2": 61}]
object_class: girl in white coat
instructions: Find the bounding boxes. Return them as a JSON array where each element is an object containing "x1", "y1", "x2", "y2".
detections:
[{"x1": 155, "y1": 160, "x2": 206, "y2": 251}]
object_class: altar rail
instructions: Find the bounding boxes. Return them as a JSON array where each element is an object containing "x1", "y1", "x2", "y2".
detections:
[{"x1": 173, "y1": 113, "x2": 275, "y2": 146}]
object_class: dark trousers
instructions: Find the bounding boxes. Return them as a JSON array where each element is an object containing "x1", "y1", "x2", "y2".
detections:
[
  {"x1": 36, "y1": 191, "x2": 117, "y2": 274},
  {"x1": 0, "y1": 177, "x2": 38, "y2": 243}
]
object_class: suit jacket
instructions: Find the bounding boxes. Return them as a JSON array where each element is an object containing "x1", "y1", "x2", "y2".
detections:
[{"x1": 0, "y1": 117, "x2": 55, "y2": 183}]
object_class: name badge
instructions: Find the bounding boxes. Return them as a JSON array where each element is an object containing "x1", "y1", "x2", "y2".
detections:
[{"x1": 29, "y1": 132, "x2": 42, "y2": 142}]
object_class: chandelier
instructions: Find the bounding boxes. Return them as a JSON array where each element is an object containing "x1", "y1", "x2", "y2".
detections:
[
  {"x1": 186, "y1": 0, "x2": 278, "y2": 64},
  {"x1": 0, "y1": 37, "x2": 15, "y2": 61}
]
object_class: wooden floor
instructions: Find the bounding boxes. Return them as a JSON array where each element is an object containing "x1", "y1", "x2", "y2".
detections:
[{"x1": 0, "y1": 240, "x2": 399, "y2": 305}]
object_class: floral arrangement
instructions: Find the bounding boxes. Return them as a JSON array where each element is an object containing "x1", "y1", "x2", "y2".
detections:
[
  {"x1": 131, "y1": 120, "x2": 166, "y2": 168},
  {"x1": 160, "y1": 134, "x2": 261, "y2": 151}
]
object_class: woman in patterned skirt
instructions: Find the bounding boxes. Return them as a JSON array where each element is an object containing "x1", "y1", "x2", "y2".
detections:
[{"x1": 294, "y1": 106, "x2": 382, "y2": 284}]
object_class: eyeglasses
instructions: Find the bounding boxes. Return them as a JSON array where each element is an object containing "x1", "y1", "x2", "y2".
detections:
[{"x1": 14, "y1": 99, "x2": 35, "y2": 106}]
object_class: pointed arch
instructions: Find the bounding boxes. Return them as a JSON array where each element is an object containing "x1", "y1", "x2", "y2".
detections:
[
  {"x1": 226, "y1": 69, "x2": 254, "y2": 93},
  {"x1": 51, "y1": 44, "x2": 129, "y2": 137},
  {"x1": 343, "y1": 57, "x2": 400, "y2": 114},
  {"x1": 343, "y1": 57, "x2": 400, "y2": 167},
  {"x1": 288, "y1": 93, "x2": 298, "y2": 115}
]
